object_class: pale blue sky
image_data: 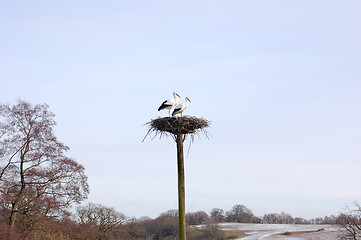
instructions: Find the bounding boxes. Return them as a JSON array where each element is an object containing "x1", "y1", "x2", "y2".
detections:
[{"x1": 1, "y1": 0, "x2": 360, "y2": 219}]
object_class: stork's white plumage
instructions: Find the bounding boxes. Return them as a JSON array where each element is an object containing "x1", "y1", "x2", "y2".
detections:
[
  {"x1": 158, "y1": 92, "x2": 181, "y2": 116},
  {"x1": 172, "y1": 97, "x2": 191, "y2": 117}
]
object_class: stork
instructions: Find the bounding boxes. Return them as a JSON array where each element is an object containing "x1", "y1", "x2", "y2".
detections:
[
  {"x1": 172, "y1": 97, "x2": 191, "y2": 117},
  {"x1": 158, "y1": 92, "x2": 181, "y2": 116}
]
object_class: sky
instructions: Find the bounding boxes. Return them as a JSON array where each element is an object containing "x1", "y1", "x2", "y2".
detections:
[{"x1": 1, "y1": 0, "x2": 360, "y2": 220}]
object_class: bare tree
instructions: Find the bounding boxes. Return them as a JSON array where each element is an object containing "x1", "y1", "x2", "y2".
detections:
[
  {"x1": 263, "y1": 212, "x2": 294, "y2": 224},
  {"x1": 210, "y1": 208, "x2": 225, "y2": 223},
  {"x1": 226, "y1": 204, "x2": 255, "y2": 223},
  {"x1": 0, "y1": 100, "x2": 89, "y2": 228},
  {"x1": 187, "y1": 211, "x2": 209, "y2": 225},
  {"x1": 338, "y1": 202, "x2": 361, "y2": 240},
  {"x1": 118, "y1": 217, "x2": 149, "y2": 240},
  {"x1": 200, "y1": 218, "x2": 226, "y2": 240},
  {"x1": 279, "y1": 212, "x2": 294, "y2": 224},
  {"x1": 262, "y1": 213, "x2": 280, "y2": 224},
  {"x1": 151, "y1": 210, "x2": 179, "y2": 239},
  {"x1": 77, "y1": 203, "x2": 126, "y2": 240}
]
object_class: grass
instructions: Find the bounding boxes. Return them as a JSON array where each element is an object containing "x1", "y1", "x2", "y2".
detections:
[
  {"x1": 187, "y1": 226, "x2": 246, "y2": 240},
  {"x1": 272, "y1": 228, "x2": 325, "y2": 237},
  {"x1": 223, "y1": 230, "x2": 247, "y2": 239}
]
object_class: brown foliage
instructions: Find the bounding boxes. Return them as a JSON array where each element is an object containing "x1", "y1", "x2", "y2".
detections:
[
  {"x1": 0, "y1": 222, "x2": 21, "y2": 240},
  {"x1": 76, "y1": 203, "x2": 126, "y2": 240},
  {"x1": 187, "y1": 220, "x2": 227, "y2": 240},
  {"x1": 226, "y1": 204, "x2": 256, "y2": 223},
  {"x1": 338, "y1": 202, "x2": 361, "y2": 240},
  {"x1": 0, "y1": 100, "x2": 89, "y2": 233},
  {"x1": 210, "y1": 208, "x2": 225, "y2": 223},
  {"x1": 187, "y1": 211, "x2": 209, "y2": 226}
]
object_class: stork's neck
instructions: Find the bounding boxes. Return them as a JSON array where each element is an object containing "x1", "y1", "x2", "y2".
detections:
[{"x1": 173, "y1": 93, "x2": 179, "y2": 103}]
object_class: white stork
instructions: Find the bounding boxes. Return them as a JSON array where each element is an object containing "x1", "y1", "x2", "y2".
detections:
[
  {"x1": 172, "y1": 97, "x2": 191, "y2": 117},
  {"x1": 158, "y1": 92, "x2": 181, "y2": 116}
]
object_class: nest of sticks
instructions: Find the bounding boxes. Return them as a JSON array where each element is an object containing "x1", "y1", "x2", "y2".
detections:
[{"x1": 143, "y1": 116, "x2": 210, "y2": 141}]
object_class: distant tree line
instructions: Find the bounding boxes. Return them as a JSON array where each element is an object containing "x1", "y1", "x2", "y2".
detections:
[
  {"x1": 3, "y1": 199, "x2": 357, "y2": 240},
  {"x1": 4, "y1": 202, "x2": 353, "y2": 240}
]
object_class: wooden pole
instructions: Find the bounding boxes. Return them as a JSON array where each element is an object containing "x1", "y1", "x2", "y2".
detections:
[{"x1": 176, "y1": 133, "x2": 186, "y2": 240}]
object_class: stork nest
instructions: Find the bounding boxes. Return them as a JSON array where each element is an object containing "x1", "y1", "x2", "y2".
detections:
[{"x1": 143, "y1": 116, "x2": 210, "y2": 141}]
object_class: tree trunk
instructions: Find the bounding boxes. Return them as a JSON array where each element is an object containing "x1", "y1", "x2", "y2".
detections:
[
  {"x1": 9, "y1": 206, "x2": 18, "y2": 227},
  {"x1": 9, "y1": 150, "x2": 27, "y2": 227},
  {"x1": 176, "y1": 134, "x2": 186, "y2": 240},
  {"x1": 9, "y1": 183, "x2": 26, "y2": 226}
]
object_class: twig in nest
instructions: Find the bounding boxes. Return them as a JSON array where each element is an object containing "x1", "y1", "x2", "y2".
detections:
[{"x1": 143, "y1": 116, "x2": 210, "y2": 142}]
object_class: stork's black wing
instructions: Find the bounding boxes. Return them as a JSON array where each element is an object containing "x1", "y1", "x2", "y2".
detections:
[
  {"x1": 158, "y1": 101, "x2": 172, "y2": 111},
  {"x1": 172, "y1": 107, "x2": 182, "y2": 116}
]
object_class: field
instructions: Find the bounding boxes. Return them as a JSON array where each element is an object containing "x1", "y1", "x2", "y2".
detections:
[{"x1": 220, "y1": 223, "x2": 339, "y2": 240}]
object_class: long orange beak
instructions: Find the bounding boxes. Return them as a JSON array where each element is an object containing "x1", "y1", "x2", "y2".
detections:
[
  {"x1": 188, "y1": 98, "x2": 191, "y2": 102},
  {"x1": 176, "y1": 93, "x2": 181, "y2": 98}
]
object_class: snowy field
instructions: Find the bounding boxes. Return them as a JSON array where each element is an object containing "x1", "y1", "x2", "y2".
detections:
[{"x1": 220, "y1": 223, "x2": 340, "y2": 240}]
